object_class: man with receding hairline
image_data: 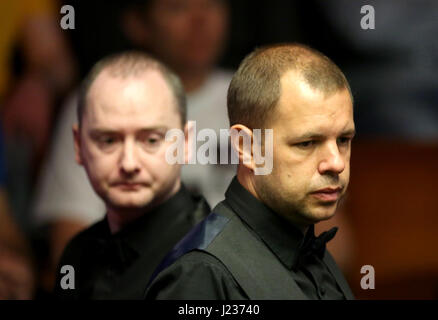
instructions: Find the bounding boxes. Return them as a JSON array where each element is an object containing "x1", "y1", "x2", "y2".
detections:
[
  {"x1": 54, "y1": 52, "x2": 209, "y2": 299},
  {"x1": 146, "y1": 43, "x2": 355, "y2": 300}
]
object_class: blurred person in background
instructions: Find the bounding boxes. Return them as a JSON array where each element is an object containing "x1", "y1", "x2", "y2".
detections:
[
  {"x1": 0, "y1": 124, "x2": 35, "y2": 299},
  {"x1": 32, "y1": 0, "x2": 234, "y2": 294},
  {"x1": 0, "y1": 0, "x2": 76, "y2": 229},
  {"x1": 315, "y1": 0, "x2": 438, "y2": 140}
]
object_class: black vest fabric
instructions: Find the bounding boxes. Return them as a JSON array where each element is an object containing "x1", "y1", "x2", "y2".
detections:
[{"x1": 148, "y1": 202, "x2": 355, "y2": 300}]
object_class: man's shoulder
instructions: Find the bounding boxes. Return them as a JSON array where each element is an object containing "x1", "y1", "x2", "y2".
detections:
[
  {"x1": 54, "y1": 218, "x2": 107, "y2": 297},
  {"x1": 165, "y1": 250, "x2": 229, "y2": 272},
  {"x1": 145, "y1": 202, "x2": 272, "y2": 299},
  {"x1": 180, "y1": 201, "x2": 239, "y2": 252},
  {"x1": 181, "y1": 201, "x2": 236, "y2": 251},
  {"x1": 60, "y1": 218, "x2": 107, "y2": 259},
  {"x1": 146, "y1": 249, "x2": 247, "y2": 300},
  {"x1": 146, "y1": 202, "x2": 239, "y2": 282},
  {"x1": 159, "y1": 250, "x2": 231, "y2": 280}
]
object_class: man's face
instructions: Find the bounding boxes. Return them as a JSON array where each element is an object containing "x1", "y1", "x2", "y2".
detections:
[
  {"x1": 74, "y1": 70, "x2": 183, "y2": 213},
  {"x1": 144, "y1": 0, "x2": 228, "y2": 72},
  {"x1": 254, "y1": 71, "x2": 355, "y2": 227}
]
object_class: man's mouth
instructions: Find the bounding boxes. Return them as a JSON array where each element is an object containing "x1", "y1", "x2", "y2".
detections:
[
  {"x1": 112, "y1": 182, "x2": 145, "y2": 191},
  {"x1": 310, "y1": 187, "x2": 342, "y2": 202}
]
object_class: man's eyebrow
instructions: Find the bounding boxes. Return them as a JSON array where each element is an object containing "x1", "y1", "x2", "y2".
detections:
[
  {"x1": 88, "y1": 129, "x2": 118, "y2": 136},
  {"x1": 88, "y1": 126, "x2": 169, "y2": 135},
  {"x1": 341, "y1": 129, "x2": 356, "y2": 137},
  {"x1": 137, "y1": 126, "x2": 169, "y2": 133},
  {"x1": 295, "y1": 132, "x2": 326, "y2": 140},
  {"x1": 295, "y1": 129, "x2": 356, "y2": 140}
]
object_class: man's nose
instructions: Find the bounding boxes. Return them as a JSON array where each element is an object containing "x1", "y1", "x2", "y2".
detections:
[
  {"x1": 318, "y1": 141, "x2": 345, "y2": 175},
  {"x1": 120, "y1": 139, "x2": 140, "y2": 175}
]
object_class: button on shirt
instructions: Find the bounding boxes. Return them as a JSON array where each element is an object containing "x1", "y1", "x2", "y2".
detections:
[{"x1": 54, "y1": 186, "x2": 210, "y2": 299}]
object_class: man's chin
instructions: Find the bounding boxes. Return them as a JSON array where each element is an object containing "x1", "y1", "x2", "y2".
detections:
[
  {"x1": 307, "y1": 204, "x2": 338, "y2": 222},
  {"x1": 106, "y1": 194, "x2": 154, "y2": 211}
]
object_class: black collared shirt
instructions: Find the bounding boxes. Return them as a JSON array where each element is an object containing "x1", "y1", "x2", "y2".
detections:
[
  {"x1": 54, "y1": 186, "x2": 210, "y2": 299},
  {"x1": 147, "y1": 177, "x2": 346, "y2": 300}
]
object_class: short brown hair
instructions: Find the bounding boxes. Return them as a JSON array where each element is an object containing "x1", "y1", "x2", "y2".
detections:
[
  {"x1": 77, "y1": 51, "x2": 186, "y2": 127},
  {"x1": 227, "y1": 43, "x2": 352, "y2": 129}
]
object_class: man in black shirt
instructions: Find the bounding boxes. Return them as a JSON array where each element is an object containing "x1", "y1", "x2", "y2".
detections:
[
  {"x1": 54, "y1": 52, "x2": 209, "y2": 299},
  {"x1": 146, "y1": 43, "x2": 356, "y2": 299}
]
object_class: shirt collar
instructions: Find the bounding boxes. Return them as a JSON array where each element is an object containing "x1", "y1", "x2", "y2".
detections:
[{"x1": 223, "y1": 176, "x2": 317, "y2": 270}]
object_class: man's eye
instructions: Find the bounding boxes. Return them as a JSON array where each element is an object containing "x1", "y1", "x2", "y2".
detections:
[
  {"x1": 103, "y1": 137, "x2": 115, "y2": 144},
  {"x1": 140, "y1": 134, "x2": 163, "y2": 150},
  {"x1": 337, "y1": 137, "x2": 351, "y2": 145},
  {"x1": 97, "y1": 136, "x2": 116, "y2": 145},
  {"x1": 296, "y1": 141, "x2": 314, "y2": 148},
  {"x1": 98, "y1": 136, "x2": 117, "y2": 145},
  {"x1": 94, "y1": 135, "x2": 120, "y2": 151}
]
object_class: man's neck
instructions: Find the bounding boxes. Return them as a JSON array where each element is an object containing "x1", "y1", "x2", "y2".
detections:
[
  {"x1": 236, "y1": 168, "x2": 260, "y2": 201},
  {"x1": 106, "y1": 207, "x2": 146, "y2": 234},
  {"x1": 236, "y1": 167, "x2": 309, "y2": 234}
]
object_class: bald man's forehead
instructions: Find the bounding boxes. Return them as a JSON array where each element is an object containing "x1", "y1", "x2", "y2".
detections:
[
  {"x1": 280, "y1": 69, "x2": 352, "y2": 101},
  {"x1": 82, "y1": 69, "x2": 182, "y2": 130},
  {"x1": 85, "y1": 69, "x2": 176, "y2": 114}
]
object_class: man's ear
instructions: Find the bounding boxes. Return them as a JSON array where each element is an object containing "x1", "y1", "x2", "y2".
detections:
[
  {"x1": 230, "y1": 124, "x2": 255, "y2": 171},
  {"x1": 72, "y1": 124, "x2": 83, "y2": 166},
  {"x1": 120, "y1": 9, "x2": 151, "y2": 49}
]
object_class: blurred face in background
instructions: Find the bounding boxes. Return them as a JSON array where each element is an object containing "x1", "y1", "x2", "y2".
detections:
[
  {"x1": 142, "y1": 0, "x2": 229, "y2": 73},
  {"x1": 74, "y1": 69, "x2": 184, "y2": 214},
  {"x1": 253, "y1": 71, "x2": 355, "y2": 227}
]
